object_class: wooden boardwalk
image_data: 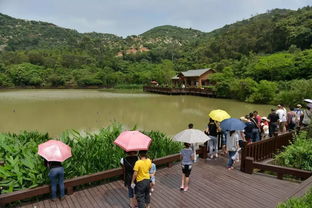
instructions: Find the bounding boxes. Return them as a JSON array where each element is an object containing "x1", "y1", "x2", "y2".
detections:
[{"x1": 19, "y1": 158, "x2": 298, "y2": 208}]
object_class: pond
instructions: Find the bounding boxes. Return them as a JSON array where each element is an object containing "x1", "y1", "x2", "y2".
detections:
[{"x1": 0, "y1": 89, "x2": 273, "y2": 137}]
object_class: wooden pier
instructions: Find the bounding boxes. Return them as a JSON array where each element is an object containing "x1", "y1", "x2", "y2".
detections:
[{"x1": 143, "y1": 86, "x2": 215, "y2": 97}]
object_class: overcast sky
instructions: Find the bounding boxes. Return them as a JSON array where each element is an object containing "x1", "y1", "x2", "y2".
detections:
[{"x1": 0, "y1": 0, "x2": 311, "y2": 37}]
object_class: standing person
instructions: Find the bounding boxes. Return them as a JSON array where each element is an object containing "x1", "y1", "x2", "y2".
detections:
[
  {"x1": 44, "y1": 159, "x2": 65, "y2": 201},
  {"x1": 215, "y1": 121, "x2": 226, "y2": 155},
  {"x1": 287, "y1": 107, "x2": 297, "y2": 131},
  {"x1": 276, "y1": 104, "x2": 287, "y2": 133},
  {"x1": 294, "y1": 104, "x2": 303, "y2": 127},
  {"x1": 260, "y1": 117, "x2": 269, "y2": 139},
  {"x1": 241, "y1": 115, "x2": 252, "y2": 143},
  {"x1": 204, "y1": 118, "x2": 218, "y2": 159},
  {"x1": 149, "y1": 159, "x2": 156, "y2": 195},
  {"x1": 180, "y1": 143, "x2": 194, "y2": 192},
  {"x1": 225, "y1": 131, "x2": 240, "y2": 170},
  {"x1": 302, "y1": 105, "x2": 312, "y2": 127},
  {"x1": 250, "y1": 112, "x2": 260, "y2": 142},
  {"x1": 188, "y1": 123, "x2": 198, "y2": 162},
  {"x1": 131, "y1": 151, "x2": 152, "y2": 208},
  {"x1": 268, "y1": 109, "x2": 279, "y2": 137},
  {"x1": 253, "y1": 111, "x2": 262, "y2": 126},
  {"x1": 120, "y1": 151, "x2": 138, "y2": 208}
]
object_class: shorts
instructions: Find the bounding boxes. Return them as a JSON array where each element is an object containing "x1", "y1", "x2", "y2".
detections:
[
  {"x1": 127, "y1": 185, "x2": 135, "y2": 198},
  {"x1": 182, "y1": 164, "x2": 192, "y2": 177},
  {"x1": 150, "y1": 176, "x2": 155, "y2": 184}
]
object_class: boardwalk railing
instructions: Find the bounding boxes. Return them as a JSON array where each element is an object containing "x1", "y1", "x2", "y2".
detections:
[
  {"x1": 244, "y1": 157, "x2": 312, "y2": 180},
  {"x1": 143, "y1": 86, "x2": 215, "y2": 97},
  {"x1": 240, "y1": 132, "x2": 294, "y2": 172},
  {"x1": 0, "y1": 146, "x2": 207, "y2": 206},
  {"x1": 241, "y1": 131, "x2": 312, "y2": 180}
]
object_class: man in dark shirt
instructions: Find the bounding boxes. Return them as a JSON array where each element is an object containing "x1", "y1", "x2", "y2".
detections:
[
  {"x1": 120, "y1": 151, "x2": 138, "y2": 208},
  {"x1": 268, "y1": 109, "x2": 279, "y2": 137}
]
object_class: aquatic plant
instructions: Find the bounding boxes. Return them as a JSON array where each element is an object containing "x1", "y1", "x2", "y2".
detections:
[{"x1": 0, "y1": 124, "x2": 182, "y2": 193}]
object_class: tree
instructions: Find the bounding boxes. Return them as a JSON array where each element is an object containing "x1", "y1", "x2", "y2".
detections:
[{"x1": 247, "y1": 80, "x2": 277, "y2": 104}]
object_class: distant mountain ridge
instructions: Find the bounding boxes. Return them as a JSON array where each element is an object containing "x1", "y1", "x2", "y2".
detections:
[{"x1": 0, "y1": 6, "x2": 311, "y2": 60}]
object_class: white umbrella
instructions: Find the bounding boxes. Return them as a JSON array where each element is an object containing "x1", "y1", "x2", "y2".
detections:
[
  {"x1": 173, "y1": 129, "x2": 211, "y2": 143},
  {"x1": 304, "y1": 99, "x2": 312, "y2": 103}
]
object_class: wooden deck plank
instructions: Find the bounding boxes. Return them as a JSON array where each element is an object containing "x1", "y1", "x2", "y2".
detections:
[
  {"x1": 65, "y1": 192, "x2": 82, "y2": 208},
  {"x1": 84, "y1": 185, "x2": 111, "y2": 208},
  {"x1": 20, "y1": 158, "x2": 299, "y2": 208}
]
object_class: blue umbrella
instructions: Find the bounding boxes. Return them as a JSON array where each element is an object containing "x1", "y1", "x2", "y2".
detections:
[{"x1": 220, "y1": 118, "x2": 246, "y2": 131}]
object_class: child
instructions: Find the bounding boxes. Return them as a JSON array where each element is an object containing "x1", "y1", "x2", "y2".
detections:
[
  {"x1": 149, "y1": 160, "x2": 156, "y2": 195},
  {"x1": 180, "y1": 143, "x2": 194, "y2": 191},
  {"x1": 261, "y1": 117, "x2": 269, "y2": 139}
]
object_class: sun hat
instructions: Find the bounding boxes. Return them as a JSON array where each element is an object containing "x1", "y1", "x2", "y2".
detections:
[{"x1": 261, "y1": 117, "x2": 269, "y2": 121}]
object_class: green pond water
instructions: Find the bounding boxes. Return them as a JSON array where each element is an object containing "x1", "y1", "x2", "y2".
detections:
[{"x1": 0, "y1": 89, "x2": 273, "y2": 137}]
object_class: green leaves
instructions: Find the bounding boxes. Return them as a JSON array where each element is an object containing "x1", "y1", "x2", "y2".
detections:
[
  {"x1": 0, "y1": 124, "x2": 182, "y2": 193},
  {"x1": 277, "y1": 187, "x2": 312, "y2": 208},
  {"x1": 275, "y1": 131, "x2": 312, "y2": 171}
]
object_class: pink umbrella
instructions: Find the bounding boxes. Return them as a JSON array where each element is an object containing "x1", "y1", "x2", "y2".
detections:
[
  {"x1": 38, "y1": 140, "x2": 72, "y2": 162},
  {"x1": 114, "y1": 131, "x2": 152, "y2": 152}
]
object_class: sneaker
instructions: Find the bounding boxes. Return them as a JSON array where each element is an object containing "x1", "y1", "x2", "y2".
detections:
[
  {"x1": 215, "y1": 153, "x2": 218, "y2": 158},
  {"x1": 149, "y1": 192, "x2": 152, "y2": 196},
  {"x1": 151, "y1": 188, "x2": 154, "y2": 192},
  {"x1": 180, "y1": 186, "x2": 184, "y2": 191},
  {"x1": 184, "y1": 187, "x2": 189, "y2": 192},
  {"x1": 210, "y1": 155, "x2": 214, "y2": 159}
]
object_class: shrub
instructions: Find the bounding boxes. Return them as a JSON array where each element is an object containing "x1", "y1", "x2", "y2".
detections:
[
  {"x1": 275, "y1": 130, "x2": 312, "y2": 171},
  {"x1": 277, "y1": 187, "x2": 312, "y2": 208},
  {"x1": 0, "y1": 124, "x2": 182, "y2": 193}
]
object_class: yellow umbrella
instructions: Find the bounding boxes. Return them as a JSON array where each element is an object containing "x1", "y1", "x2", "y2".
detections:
[{"x1": 209, "y1": 109, "x2": 231, "y2": 122}]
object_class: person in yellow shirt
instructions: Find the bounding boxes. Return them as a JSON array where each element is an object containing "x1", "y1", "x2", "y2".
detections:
[{"x1": 131, "y1": 151, "x2": 152, "y2": 208}]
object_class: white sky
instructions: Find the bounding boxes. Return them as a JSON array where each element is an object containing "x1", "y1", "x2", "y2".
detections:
[{"x1": 0, "y1": 0, "x2": 311, "y2": 37}]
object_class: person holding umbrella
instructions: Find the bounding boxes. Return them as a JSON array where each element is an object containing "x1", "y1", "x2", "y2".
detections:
[
  {"x1": 180, "y1": 143, "x2": 194, "y2": 191},
  {"x1": 38, "y1": 140, "x2": 72, "y2": 201},
  {"x1": 220, "y1": 118, "x2": 246, "y2": 170},
  {"x1": 120, "y1": 151, "x2": 138, "y2": 208},
  {"x1": 114, "y1": 131, "x2": 152, "y2": 208},
  {"x1": 173, "y1": 127, "x2": 210, "y2": 191},
  {"x1": 205, "y1": 118, "x2": 219, "y2": 159}
]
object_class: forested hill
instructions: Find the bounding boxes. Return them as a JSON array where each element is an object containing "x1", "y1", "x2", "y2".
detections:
[
  {"x1": 0, "y1": 7, "x2": 312, "y2": 106},
  {"x1": 0, "y1": 13, "x2": 122, "y2": 51},
  {"x1": 0, "y1": 7, "x2": 311, "y2": 57}
]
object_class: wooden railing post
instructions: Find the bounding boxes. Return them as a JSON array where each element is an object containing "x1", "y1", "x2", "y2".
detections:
[
  {"x1": 201, "y1": 142, "x2": 208, "y2": 159},
  {"x1": 67, "y1": 186, "x2": 74, "y2": 195},
  {"x1": 240, "y1": 141, "x2": 248, "y2": 172},
  {"x1": 277, "y1": 173, "x2": 284, "y2": 180},
  {"x1": 245, "y1": 157, "x2": 254, "y2": 174}
]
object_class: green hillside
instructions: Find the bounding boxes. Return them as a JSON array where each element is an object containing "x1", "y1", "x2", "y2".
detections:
[{"x1": 0, "y1": 6, "x2": 311, "y2": 106}]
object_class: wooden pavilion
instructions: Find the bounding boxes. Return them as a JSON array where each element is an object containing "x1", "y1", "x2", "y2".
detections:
[{"x1": 172, "y1": 68, "x2": 216, "y2": 87}]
